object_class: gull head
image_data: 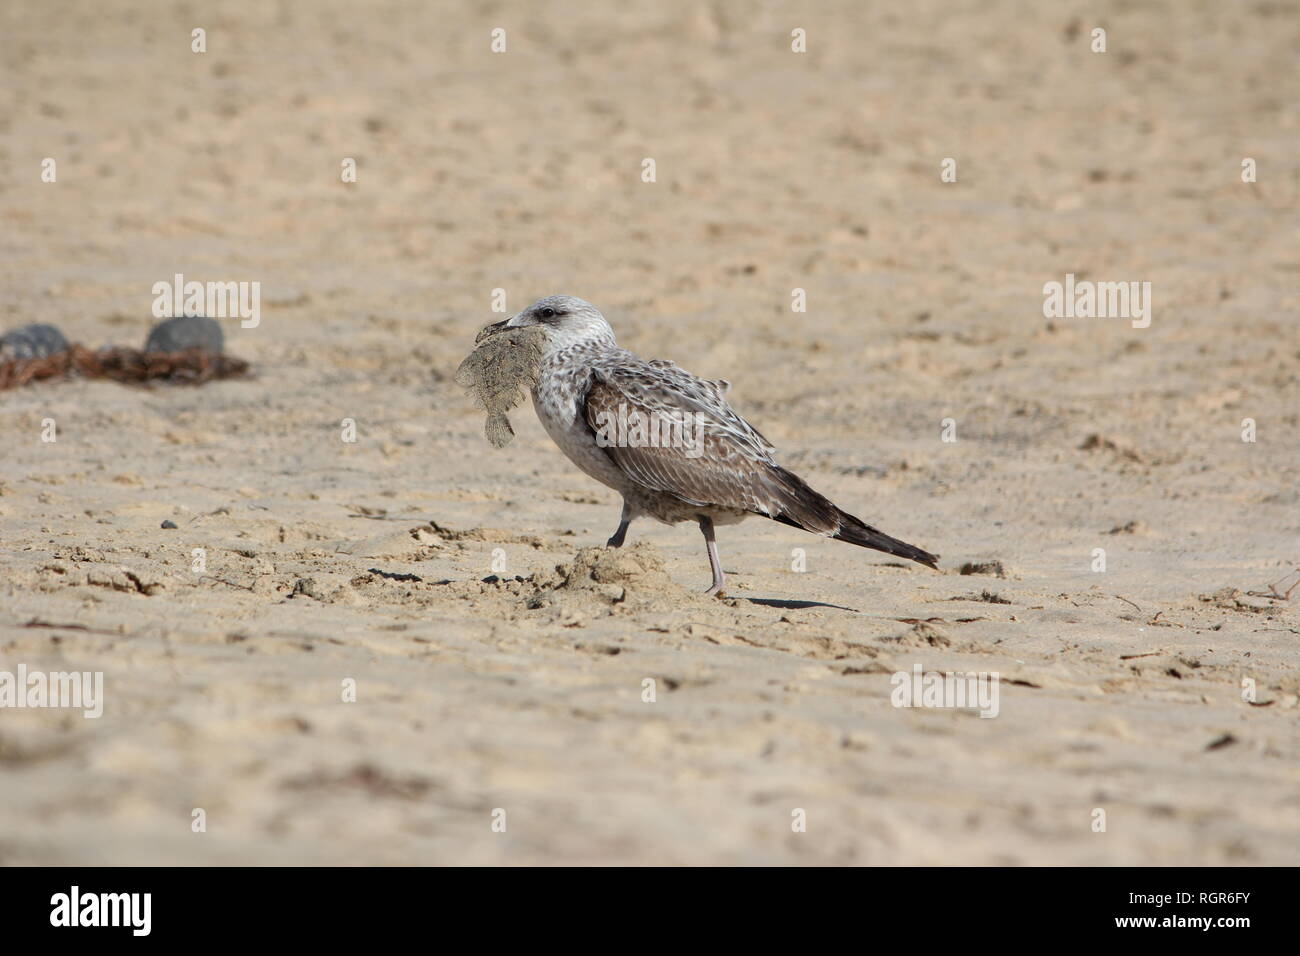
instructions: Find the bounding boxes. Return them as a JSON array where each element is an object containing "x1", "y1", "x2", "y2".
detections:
[{"x1": 477, "y1": 295, "x2": 616, "y2": 351}]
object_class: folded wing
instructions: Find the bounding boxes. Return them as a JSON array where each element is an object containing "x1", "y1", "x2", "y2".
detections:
[{"x1": 582, "y1": 357, "x2": 841, "y2": 531}]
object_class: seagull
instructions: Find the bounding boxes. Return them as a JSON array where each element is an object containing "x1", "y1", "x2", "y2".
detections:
[{"x1": 478, "y1": 295, "x2": 939, "y2": 595}]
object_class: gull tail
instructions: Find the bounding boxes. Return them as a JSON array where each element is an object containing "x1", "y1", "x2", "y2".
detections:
[
  {"x1": 763, "y1": 465, "x2": 940, "y2": 570},
  {"x1": 829, "y1": 510, "x2": 940, "y2": 569}
]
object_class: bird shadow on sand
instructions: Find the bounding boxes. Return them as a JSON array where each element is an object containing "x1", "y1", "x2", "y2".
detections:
[{"x1": 740, "y1": 597, "x2": 860, "y2": 613}]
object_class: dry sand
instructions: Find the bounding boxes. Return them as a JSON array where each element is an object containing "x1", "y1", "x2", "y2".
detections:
[{"x1": 0, "y1": 1, "x2": 1297, "y2": 865}]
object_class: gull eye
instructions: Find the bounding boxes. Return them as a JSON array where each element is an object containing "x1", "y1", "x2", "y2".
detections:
[{"x1": 538, "y1": 307, "x2": 556, "y2": 319}]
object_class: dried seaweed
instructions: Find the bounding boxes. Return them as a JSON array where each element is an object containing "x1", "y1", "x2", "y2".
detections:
[{"x1": 0, "y1": 344, "x2": 249, "y2": 391}]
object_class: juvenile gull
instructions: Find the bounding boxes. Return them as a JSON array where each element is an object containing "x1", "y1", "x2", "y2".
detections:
[{"x1": 473, "y1": 295, "x2": 939, "y2": 595}]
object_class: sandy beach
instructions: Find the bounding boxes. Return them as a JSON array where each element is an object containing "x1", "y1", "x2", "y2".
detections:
[{"x1": 0, "y1": 0, "x2": 1297, "y2": 865}]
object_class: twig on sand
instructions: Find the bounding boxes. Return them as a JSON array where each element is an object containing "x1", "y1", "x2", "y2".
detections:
[
  {"x1": 1246, "y1": 570, "x2": 1300, "y2": 602},
  {"x1": 23, "y1": 618, "x2": 122, "y2": 636},
  {"x1": 209, "y1": 577, "x2": 255, "y2": 592}
]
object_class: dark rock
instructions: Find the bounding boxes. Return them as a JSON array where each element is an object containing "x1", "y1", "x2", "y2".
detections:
[
  {"x1": 0, "y1": 323, "x2": 69, "y2": 360},
  {"x1": 145, "y1": 315, "x2": 224, "y2": 354}
]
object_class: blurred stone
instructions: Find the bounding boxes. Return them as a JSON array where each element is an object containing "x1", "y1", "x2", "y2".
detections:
[
  {"x1": 0, "y1": 323, "x2": 69, "y2": 360},
  {"x1": 145, "y1": 315, "x2": 224, "y2": 354}
]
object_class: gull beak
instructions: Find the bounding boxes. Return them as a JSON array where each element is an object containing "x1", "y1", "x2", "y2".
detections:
[{"x1": 475, "y1": 317, "x2": 512, "y2": 344}]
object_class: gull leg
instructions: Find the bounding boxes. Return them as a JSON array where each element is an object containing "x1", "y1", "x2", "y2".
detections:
[
  {"x1": 606, "y1": 500, "x2": 632, "y2": 548},
  {"x1": 698, "y1": 515, "x2": 725, "y2": 597}
]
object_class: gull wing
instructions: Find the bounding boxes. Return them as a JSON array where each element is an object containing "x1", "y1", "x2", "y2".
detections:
[{"x1": 582, "y1": 355, "x2": 839, "y2": 530}]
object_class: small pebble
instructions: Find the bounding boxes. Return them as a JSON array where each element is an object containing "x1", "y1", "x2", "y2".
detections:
[
  {"x1": 161, "y1": 520, "x2": 178, "y2": 529},
  {"x1": 0, "y1": 323, "x2": 69, "y2": 360},
  {"x1": 145, "y1": 315, "x2": 224, "y2": 353}
]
